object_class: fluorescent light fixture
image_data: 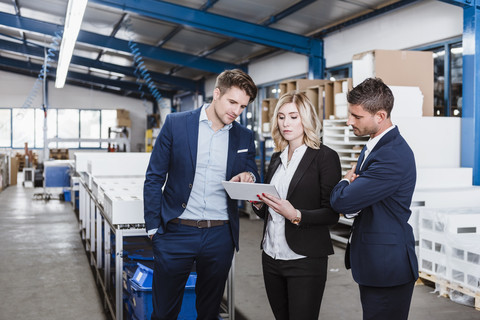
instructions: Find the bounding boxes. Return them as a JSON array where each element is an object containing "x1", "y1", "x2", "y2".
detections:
[{"x1": 55, "y1": 0, "x2": 88, "y2": 88}]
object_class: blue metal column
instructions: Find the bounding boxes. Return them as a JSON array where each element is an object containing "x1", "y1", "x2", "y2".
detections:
[
  {"x1": 308, "y1": 39, "x2": 324, "y2": 79},
  {"x1": 462, "y1": 3, "x2": 480, "y2": 185}
]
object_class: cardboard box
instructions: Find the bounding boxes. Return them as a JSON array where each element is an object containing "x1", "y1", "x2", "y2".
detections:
[
  {"x1": 261, "y1": 98, "x2": 278, "y2": 133},
  {"x1": 305, "y1": 82, "x2": 334, "y2": 121},
  {"x1": 116, "y1": 118, "x2": 132, "y2": 127},
  {"x1": 333, "y1": 78, "x2": 352, "y2": 119},
  {"x1": 352, "y1": 50, "x2": 434, "y2": 116},
  {"x1": 333, "y1": 78, "x2": 353, "y2": 95},
  {"x1": 10, "y1": 157, "x2": 18, "y2": 185},
  {"x1": 279, "y1": 79, "x2": 331, "y2": 96},
  {"x1": 116, "y1": 109, "x2": 130, "y2": 119}
]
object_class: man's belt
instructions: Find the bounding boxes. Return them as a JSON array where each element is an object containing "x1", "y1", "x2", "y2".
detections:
[{"x1": 170, "y1": 218, "x2": 229, "y2": 228}]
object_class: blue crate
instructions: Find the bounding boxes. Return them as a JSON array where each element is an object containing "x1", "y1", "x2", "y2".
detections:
[
  {"x1": 129, "y1": 280, "x2": 153, "y2": 320},
  {"x1": 131, "y1": 263, "x2": 153, "y2": 289},
  {"x1": 44, "y1": 165, "x2": 71, "y2": 188},
  {"x1": 63, "y1": 188, "x2": 71, "y2": 202},
  {"x1": 127, "y1": 265, "x2": 198, "y2": 320}
]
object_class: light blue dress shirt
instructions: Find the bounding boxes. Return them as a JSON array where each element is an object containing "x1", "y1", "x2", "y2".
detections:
[{"x1": 178, "y1": 104, "x2": 231, "y2": 221}]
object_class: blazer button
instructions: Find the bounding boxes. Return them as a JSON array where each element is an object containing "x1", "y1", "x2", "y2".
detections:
[
  {"x1": 189, "y1": 184, "x2": 193, "y2": 189},
  {"x1": 182, "y1": 203, "x2": 187, "y2": 208}
]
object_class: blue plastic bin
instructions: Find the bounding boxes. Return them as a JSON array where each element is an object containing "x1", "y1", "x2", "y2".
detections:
[
  {"x1": 63, "y1": 188, "x2": 71, "y2": 202},
  {"x1": 131, "y1": 263, "x2": 153, "y2": 289},
  {"x1": 127, "y1": 263, "x2": 198, "y2": 320},
  {"x1": 130, "y1": 280, "x2": 153, "y2": 320}
]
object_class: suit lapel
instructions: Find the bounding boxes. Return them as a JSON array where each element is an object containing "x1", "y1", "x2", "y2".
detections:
[
  {"x1": 186, "y1": 108, "x2": 201, "y2": 170},
  {"x1": 265, "y1": 153, "x2": 281, "y2": 183},
  {"x1": 287, "y1": 147, "x2": 316, "y2": 199},
  {"x1": 356, "y1": 146, "x2": 367, "y2": 174},
  {"x1": 226, "y1": 123, "x2": 239, "y2": 180},
  {"x1": 359, "y1": 127, "x2": 400, "y2": 172}
]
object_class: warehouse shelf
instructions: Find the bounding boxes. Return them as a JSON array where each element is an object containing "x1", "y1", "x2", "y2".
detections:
[{"x1": 75, "y1": 153, "x2": 235, "y2": 320}]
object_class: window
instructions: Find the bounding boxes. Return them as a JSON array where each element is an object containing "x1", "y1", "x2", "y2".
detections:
[
  {"x1": 450, "y1": 45, "x2": 463, "y2": 117},
  {"x1": 326, "y1": 64, "x2": 351, "y2": 81},
  {"x1": 416, "y1": 37, "x2": 462, "y2": 117},
  {"x1": 80, "y1": 110, "x2": 101, "y2": 148},
  {"x1": 12, "y1": 108, "x2": 34, "y2": 148},
  {"x1": 433, "y1": 49, "x2": 445, "y2": 116},
  {"x1": 57, "y1": 109, "x2": 79, "y2": 148},
  {"x1": 0, "y1": 109, "x2": 11, "y2": 147},
  {"x1": 2, "y1": 107, "x2": 121, "y2": 149},
  {"x1": 101, "y1": 110, "x2": 117, "y2": 148},
  {"x1": 46, "y1": 109, "x2": 58, "y2": 148}
]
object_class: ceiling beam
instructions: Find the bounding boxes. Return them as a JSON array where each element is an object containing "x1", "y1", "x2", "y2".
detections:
[
  {"x1": 0, "y1": 38, "x2": 200, "y2": 92},
  {"x1": 437, "y1": 0, "x2": 476, "y2": 8},
  {"x1": 89, "y1": 0, "x2": 317, "y2": 55},
  {"x1": 0, "y1": 11, "x2": 239, "y2": 74},
  {"x1": 0, "y1": 55, "x2": 174, "y2": 99},
  {"x1": 262, "y1": 0, "x2": 316, "y2": 25}
]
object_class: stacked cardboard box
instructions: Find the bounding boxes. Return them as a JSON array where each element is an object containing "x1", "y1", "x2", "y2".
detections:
[
  {"x1": 278, "y1": 79, "x2": 330, "y2": 95},
  {"x1": 305, "y1": 82, "x2": 333, "y2": 121},
  {"x1": 333, "y1": 78, "x2": 353, "y2": 119},
  {"x1": 10, "y1": 156, "x2": 18, "y2": 185},
  {"x1": 352, "y1": 49, "x2": 434, "y2": 116},
  {"x1": 261, "y1": 98, "x2": 278, "y2": 133},
  {"x1": 50, "y1": 148, "x2": 69, "y2": 160},
  {"x1": 116, "y1": 109, "x2": 132, "y2": 127}
]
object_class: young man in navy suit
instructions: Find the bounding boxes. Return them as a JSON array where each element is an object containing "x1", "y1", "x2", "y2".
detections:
[
  {"x1": 144, "y1": 69, "x2": 259, "y2": 320},
  {"x1": 330, "y1": 78, "x2": 418, "y2": 320}
]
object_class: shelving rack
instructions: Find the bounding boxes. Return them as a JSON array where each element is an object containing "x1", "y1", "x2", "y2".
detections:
[{"x1": 323, "y1": 119, "x2": 369, "y2": 176}]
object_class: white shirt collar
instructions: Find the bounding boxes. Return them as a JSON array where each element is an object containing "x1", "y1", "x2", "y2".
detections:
[
  {"x1": 200, "y1": 104, "x2": 233, "y2": 131},
  {"x1": 280, "y1": 144, "x2": 307, "y2": 168},
  {"x1": 366, "y1": 125, "x2": 396, "y2": 152}
]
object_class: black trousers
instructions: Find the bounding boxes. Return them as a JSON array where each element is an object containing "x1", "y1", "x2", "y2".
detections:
[
  {"x1": 359, "y1": 281, "x2": 415, "y2": 320},
  {"x1": 262, "y1": 251, "x2": 328, "y2": 320}
]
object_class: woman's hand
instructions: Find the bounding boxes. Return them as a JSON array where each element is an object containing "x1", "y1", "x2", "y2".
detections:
[
  {"x1": 257, "y1": 193, "x2": 297, "y2": 221},
  {"x1": 249, "y1": 200, "x2": 264, "y2": 210}
]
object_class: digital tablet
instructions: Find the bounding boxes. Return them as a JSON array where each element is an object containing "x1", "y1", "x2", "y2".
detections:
[{"x1": 222, "y1": 181, "x2": 280, "y2": 201}]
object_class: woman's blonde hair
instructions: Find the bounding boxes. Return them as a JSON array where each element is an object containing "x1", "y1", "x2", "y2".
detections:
[{"x1": 271, "y1": 90, "x2": 322, "y2": 152}]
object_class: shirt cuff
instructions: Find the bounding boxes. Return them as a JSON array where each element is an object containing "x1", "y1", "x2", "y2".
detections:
[
  {"x1": 345, "y1": 211, "x2": 360, "y2": 218},
  {"x1": 341, "y1": 178, "x2": 350, "y2": 184},
  {"x1": 147, "y1": 228, "x2": 158, "y2": 236}
]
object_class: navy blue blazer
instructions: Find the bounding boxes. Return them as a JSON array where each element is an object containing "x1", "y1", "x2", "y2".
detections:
[
  {"x1": 330, "y1": 127, "x2": 418, "y2": 287},
  {"x1": 143, "y1": 107, "x2": 259, "y2": 250}
]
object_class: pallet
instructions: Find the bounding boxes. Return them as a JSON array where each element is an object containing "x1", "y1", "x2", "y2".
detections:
[{"x1": 417, "y1": 271, "x2": 480, "y2": 311}]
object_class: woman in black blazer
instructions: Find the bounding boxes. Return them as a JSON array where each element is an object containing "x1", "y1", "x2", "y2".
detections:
[{"x1": 253, "y1": 91, "x2": 341, "y2": 320}]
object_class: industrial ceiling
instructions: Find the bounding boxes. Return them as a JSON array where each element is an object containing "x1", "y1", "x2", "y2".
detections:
[{"x1": 0, "y1": 0, "x2": 419, "y2": 102}]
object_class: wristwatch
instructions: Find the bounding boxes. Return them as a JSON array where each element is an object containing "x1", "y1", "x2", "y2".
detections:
[{"x1": 291, "y1": 209, "x2": 301, "y2": 225}]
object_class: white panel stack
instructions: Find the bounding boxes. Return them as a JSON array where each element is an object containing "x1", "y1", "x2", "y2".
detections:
[
  {"x1": 417, "y1": 207, "x2": 480, "y2": 293},
  {"x1": 323, "y1": 119, "x2": 369, "y2": 175},
  {"x1": 86, "y1": 152, "x2": 151, "y2": 177},
  {"x1": 389, "y1": 86, "x2": 423, "y2": 119},
  {"x1": 74, "y1": 152, "x2": 152, "y2": 226},
  {"x1": 394, "y1": 117, "x2": 461, "y2": 168},
  {"x1": 103, "y1": 185, "x2": 144, "y2": 225}
]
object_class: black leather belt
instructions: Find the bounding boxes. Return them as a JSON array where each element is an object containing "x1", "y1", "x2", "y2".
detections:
[{"x1": 170, "y1": 218, "x2": 229, "y2": 228}]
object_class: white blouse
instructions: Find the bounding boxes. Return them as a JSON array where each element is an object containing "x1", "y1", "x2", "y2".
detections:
[{"x1": 263, "y1": 144, "x2": 307, "y2": 260}]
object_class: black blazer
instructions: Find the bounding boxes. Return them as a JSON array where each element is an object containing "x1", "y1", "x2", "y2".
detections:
[{"x1": 254, "y1": 145, "x2": 342, "y2": 258}]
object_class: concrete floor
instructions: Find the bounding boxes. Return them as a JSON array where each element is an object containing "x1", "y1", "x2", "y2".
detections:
[
  {"x1": 0, "y1": 183, "x2": 107, "y2": 320},
  {"x1": 0, "y1": 182, "x2": 478, "y2": 320},
  {"x1": 235, "y1": 216, "x2": 480, "y2": 320}
]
